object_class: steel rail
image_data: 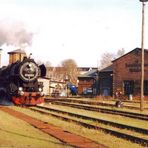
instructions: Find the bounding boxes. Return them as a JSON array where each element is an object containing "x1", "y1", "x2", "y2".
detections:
[
  {"x1": 36, "y1": 105, "x2": 148, "y2": 134},
  {"x1": 45, "y1": 98, "x2": 148, "y2": 110},
  {"x1": 29, "y1": 106, "x2": 148, "y2": 146},
  {"x1": 50, "y1": 101, "x2": 148, "y2": 121}
]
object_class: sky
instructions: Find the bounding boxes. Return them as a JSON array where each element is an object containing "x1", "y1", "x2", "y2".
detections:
[{"x1": 0, "y1": 0, "x2": 148, "y2": 67}]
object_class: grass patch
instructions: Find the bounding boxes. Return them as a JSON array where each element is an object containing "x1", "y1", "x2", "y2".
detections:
[
  {"x1": 12, "y1": 106, "x2": 144, "y2": 148},
  {"x1": 32, "y1": 106, "x2": 148, "y2": 139},
  {"x1": 0, "y1": 110, "x2": 72, "y2": 148},
  {"x1": 65, "y1": 97, "x2": 148, "y2": 114},
  {"x1": 44, "y1": 104, "x2": 148, "y2": 129}
]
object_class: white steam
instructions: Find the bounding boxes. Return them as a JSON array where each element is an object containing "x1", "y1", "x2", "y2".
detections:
[{"x1": 0, "y1": 18, "x2": 33, "y2": 47}]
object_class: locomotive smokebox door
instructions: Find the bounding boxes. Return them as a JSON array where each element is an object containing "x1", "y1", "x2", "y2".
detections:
[{"x1": 39, "y1": 64, "x2": 46, "y2": 77}]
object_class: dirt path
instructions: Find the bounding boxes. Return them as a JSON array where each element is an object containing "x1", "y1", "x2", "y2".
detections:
[{"x1": 0, "y1": 106, "x2": 107, "y2": 148}]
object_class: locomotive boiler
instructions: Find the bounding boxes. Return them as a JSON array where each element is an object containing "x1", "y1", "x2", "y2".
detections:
[{"x1": 0, "y1": 56, "x2": 46, "y2": 105}]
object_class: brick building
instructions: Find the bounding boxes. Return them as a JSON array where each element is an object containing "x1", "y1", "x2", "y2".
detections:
[
  {"x1": 113, "y1": 47, "x2": 148, "y2": 100},
  {"x1": 77, "y1": 47, "x2": 148, "y2": 100},
  {"x1": 78, "y1": 69, "x2": 98, "y2": 97},
  {"x1": 77, "y1": 65, "x2": 113, "y2": 97}
]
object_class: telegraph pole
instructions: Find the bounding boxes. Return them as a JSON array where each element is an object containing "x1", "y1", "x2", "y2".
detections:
[
  {"x1": 0, "y1": 49, "x2": 2, "y2": 68},
  {"x1": 139, "y1": 0, "x2": 148, "y2": 111}
]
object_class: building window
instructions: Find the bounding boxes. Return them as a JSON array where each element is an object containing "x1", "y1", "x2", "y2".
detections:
[
  {"x1": 124, "y1": 80, "x2": 134, "y2": 95},
  {"x1": 144, "y1": 80, "x2": 148, "y2": 95}
]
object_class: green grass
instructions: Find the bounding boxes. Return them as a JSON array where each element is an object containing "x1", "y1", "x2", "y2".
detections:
[
  {"x1": 12, "y1": 106, "x2": 145, "y2": 148},
  {"x1": 0, "y1": 110, "x2": 72, "y2": 148},
  {"x1": 44, "y1": 104, "x2": 148, "y2": 129},
  {"x1": 32, "y1": 106, "x2": 148, "y2": 139},
  {"x1": 61, "y1": 97, "x2": 148, "y2": 114}
]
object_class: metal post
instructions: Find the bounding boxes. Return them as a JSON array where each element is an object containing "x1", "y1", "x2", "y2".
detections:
[
  {"x1": 140, "y1": 1, "x2": 148, "y2": 111},
  {"x1": 64, "y1": 75, "x2": 69, "y2": 98},
  {"x1": 0, "y1": 49, "x2": 2, "y2": 68}
]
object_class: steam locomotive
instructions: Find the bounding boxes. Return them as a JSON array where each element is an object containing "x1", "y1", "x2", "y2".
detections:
[{"x1": 0, "y1": 56, "x2": 46, "y2": 105}]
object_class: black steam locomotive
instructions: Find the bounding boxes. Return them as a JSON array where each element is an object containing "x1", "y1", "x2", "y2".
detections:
[{"x1": 0, "y1": 56, "x2": 46, "y2": 105}]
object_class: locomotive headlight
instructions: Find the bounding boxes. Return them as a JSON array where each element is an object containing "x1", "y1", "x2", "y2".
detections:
[
  {"x1": 28, "y1": 63, "x2": 32, "y2": 68},
  {"x1": 18, "y1": 87, "x2": 23, "y2": 91},
  {"x1": 39, "y1": 88, "x2": 42, "y2": 92},
  {"x1": 18, "y1": 89, "x2": 24, "y2": 96},
  {"x1": 18, "y1": 87, "x2": 24, "y2": 96}
]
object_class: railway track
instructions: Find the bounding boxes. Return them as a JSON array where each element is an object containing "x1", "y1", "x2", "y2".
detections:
[
  {"x1": 48, "y1": 101, "x2": 148, "y2": 121},
  {"x1": 45, "y1": 98, "x2": 148, "y2": 110},
  {"x1": 29, "y1": 105, "x2": 148, "y2": 146},
  {"x1": 0, "y1": 106, "x2": 106, "y2": 148}
]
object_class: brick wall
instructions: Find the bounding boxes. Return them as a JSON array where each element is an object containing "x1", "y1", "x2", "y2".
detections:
[
  {"x1": 78, "y1": 77, "x2": 95, "y2": 95},
  {"x1": 113, "y1": 48, "x2": 148, "y2": 100}
]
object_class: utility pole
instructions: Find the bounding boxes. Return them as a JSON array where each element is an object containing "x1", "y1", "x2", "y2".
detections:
[
  {"x1": 139, "y1": 0, "x2": 148, "y2": 111},
  {"x1": 0, "y1": 49, "x2": 2, "y2": 68}
]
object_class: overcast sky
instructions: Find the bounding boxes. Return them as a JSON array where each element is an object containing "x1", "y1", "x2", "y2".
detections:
[{"x1": 0, "y1": 0, "x2": 148, "y2": 67}]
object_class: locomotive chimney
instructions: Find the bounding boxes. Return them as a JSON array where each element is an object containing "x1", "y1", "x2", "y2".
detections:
[{"x1": 8, "y1": 49, "x2": 26, "y2": 64}]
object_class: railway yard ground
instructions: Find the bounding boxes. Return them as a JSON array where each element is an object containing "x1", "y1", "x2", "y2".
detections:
[
  {"x1": 0, "y1": 97, "x2": 148, "y2": 148},
  {"x1": 0, "y1": 108, "x2": 71, "y2": 148}
]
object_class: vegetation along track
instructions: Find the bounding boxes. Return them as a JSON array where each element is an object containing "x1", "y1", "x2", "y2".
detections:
[
  {"x1": 29, "y1": 105, "x2": 148, "y2": 146},
  {"x1": 47, "y1": 100, "x2": 148, "y2": 121},
  {"x1": 45, "y1": 98, "x2": 148, "y2": 110},
  {"x1": 0, "y1": 106, "x2": 106, "y2": 148}
]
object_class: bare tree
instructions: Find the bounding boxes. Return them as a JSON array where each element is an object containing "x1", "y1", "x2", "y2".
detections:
[
  {"x1": 99, "y1": 48, "x2": 125, "y2": 69},
  {"x1": 99, "y1": 52, "x2": 115, "y2": 69},
  {"x1": 45, "y1": 61, "x2": 52, "y2": 67},
  {"x1": 61, "y1": 59, "x2": 80, "y2": 85},
  {"x1": 116, "y1": 48, "x2": 125, "y2": 58}
]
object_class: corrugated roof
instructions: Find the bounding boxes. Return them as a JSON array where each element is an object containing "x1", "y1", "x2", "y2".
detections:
[{"x1": 8, "y1": 49, "x2": 26, "y2": 54}]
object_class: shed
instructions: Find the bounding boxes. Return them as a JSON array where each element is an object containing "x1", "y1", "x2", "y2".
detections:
[
  {"x1": 78, "y1": 69, "x2": 98, "y2": 97},
  {"x1": 99, "y1": 64, "x2": 113, "y2": 97}
]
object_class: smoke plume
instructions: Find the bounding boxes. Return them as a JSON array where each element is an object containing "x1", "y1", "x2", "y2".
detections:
[{"x1": 0, "y1": 18, "x2": 33, "y2": 47}]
